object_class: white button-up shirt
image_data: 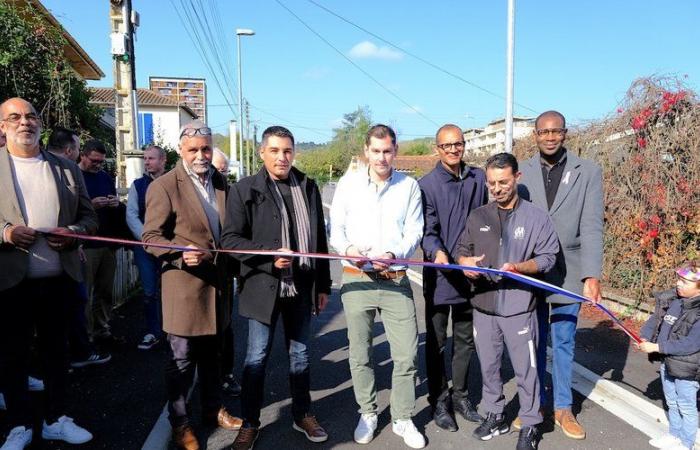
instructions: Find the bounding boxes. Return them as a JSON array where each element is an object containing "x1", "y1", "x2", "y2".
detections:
[{"x1": 330, "y1": 169, "x2": 423, "y2": 270}]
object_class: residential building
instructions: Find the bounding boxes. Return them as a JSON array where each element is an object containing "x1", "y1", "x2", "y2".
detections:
[
  {"x1": 89, "y1": 87, "x2": 197, "y2": 149},
  {"x1": 464, "y1": 117, "x2": 535, "y2": 156},
  {"x1": 149, "y1": 77, "x2": 207, "y2": 123}
]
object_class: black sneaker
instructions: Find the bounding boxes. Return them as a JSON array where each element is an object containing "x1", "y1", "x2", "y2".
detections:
[
  {"x1": 454, "y1": 397, "x2": 483, "y2": 423},
  {"x1": 70, "y1": 352, "x2": 112, "y2": 368},
  {"x1": 222, "y1": 373, "x2": 242, "y2": 396},
  {"x1": 472, "y1": 412, "x2": 509, "y2": 441},
  {"x1": 516, "y1": 425, "x2": 539, "y2": 450},
  {"x1": 138, "y1": 334, "x2": 160, "y2": 350}
]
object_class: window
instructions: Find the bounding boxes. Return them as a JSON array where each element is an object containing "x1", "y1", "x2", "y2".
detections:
[{"x1": 138, "y1": 112, "x2": 153, "y2": 147}]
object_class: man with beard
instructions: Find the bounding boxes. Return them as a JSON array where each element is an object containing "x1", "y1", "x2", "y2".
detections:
[
  {"x1": 0, "y1": 97, "x2": 97, "y2": 449},
  {"x1": 142, "y1": 121, "x2": 241, "y2": 449}
]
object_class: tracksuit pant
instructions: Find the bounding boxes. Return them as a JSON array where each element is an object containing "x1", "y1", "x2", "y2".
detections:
[{"x1": 473, "y1": 309, "x2": 542, "y2": 427}]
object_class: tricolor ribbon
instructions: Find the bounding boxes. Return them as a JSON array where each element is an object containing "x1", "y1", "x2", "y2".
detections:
[{"x1": 48, "y1": 231, "x2": 642, "y2": 343}]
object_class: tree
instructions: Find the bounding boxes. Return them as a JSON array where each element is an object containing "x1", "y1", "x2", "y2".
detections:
[
  {"x1": 0, "y1": 2, "x2": 105, "y2": 140},
  {"x1": 296, "y1": 106, "x2": 371, "y2": 182}
]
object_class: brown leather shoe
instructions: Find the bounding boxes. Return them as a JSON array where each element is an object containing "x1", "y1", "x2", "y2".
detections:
[
  {"x1": 293, "y1": 414, "x2": 328, "y2": 443},
  {"x1": 554, "y1": 408, "x2": 586, "y2": 440},
  {"x1": 172, "y1": 424, "x2": 200, "y2": 450},
  {"x1": 208, "y1": 407, "x2": 243, "y2": 430},
  {"x1": 231, "y1": 427, "x2": 259, "y2": 450}
]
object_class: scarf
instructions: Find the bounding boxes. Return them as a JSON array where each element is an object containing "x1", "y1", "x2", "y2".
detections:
[{"x1": 268, "y1": 170, "x2": 311, "y2": 298}]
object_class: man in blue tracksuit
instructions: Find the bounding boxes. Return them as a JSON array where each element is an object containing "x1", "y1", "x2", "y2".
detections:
[{"x1": 455, "y1": 153, "x2": 559, "y2": 450}]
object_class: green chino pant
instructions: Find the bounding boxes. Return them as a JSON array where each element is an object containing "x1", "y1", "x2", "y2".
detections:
[{"x1": 340, "y1": 271, "x2": 419, "y2": 420}]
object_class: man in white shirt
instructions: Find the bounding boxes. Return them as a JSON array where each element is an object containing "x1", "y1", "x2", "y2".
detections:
[
  {"x1": 126, "y1": 145, "x2": 166, "y2": 350},
  {"x1": 330, "y1": 124, "x2": 425, "y2": 449}
]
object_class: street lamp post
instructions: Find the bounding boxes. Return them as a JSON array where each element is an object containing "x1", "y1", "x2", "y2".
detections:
[{"x1": 236, "y1": 28, "x2": 255, "y2": 178}]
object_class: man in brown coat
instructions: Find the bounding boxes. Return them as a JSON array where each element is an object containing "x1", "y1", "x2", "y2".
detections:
[{"x1": 142, "y1": 120, "x2": 241, "y2": 450}]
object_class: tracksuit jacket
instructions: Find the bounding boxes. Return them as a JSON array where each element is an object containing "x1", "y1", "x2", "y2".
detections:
[{"x1": 454, "y1": 198, "x2": 560, "y2": 317}]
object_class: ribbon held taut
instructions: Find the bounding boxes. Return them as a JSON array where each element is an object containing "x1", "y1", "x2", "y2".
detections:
[{"x1": 44, "y1": 231, "x2": 642, "y2": 344}]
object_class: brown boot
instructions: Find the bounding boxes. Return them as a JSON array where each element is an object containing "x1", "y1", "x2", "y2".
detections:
[
  {"x1": 554, "y1": 408, "x2": 585, "y2": 440},
  {"x1": 205, "y1": 407, "x2": 243, "y2": 430},
  {"x1": 172, "y1": 424, "x2": 200, "y2": 450},
  {"x1": 293, "y1": 414, "x2": 329, "y2": 443},
  {"x1": 231, "y1": 427, "x2": 259, "y2": 450}
]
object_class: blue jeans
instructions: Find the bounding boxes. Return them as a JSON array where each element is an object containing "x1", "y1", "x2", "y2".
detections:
[
  {"x1": 536, "y1": 300, "x2": 580, "y2": 409},
  {"x1": 241, "y1": 296, "x2": 312, "y2": 427},
  {"x1": 133, "y1": 246, "x2": 162, "y2": 336},
  {"x1": 661, "y1": 363, "x2": 699, "y2": 448}
]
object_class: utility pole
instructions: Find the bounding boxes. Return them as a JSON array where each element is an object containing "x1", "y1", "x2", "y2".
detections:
[
  {"x1": 252, "y1": 124, "x2": 258, "y2": 172},
  {"x1": 504, "y1": 0, "x2": 515, "y2": 153},
  {"x1": 229, "y1": 120, "x2": 239, "y2": 180},
  {"x1": 245, "y1": 100, "x2": 251, "y2": 176},
  {"x1": 109, "y1": 0, "x2": 141, "y2": 191}
]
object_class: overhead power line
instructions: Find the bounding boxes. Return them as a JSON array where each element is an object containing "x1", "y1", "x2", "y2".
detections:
[
  {"x1": 275, "y1": 0, "x2": 439, "y2": 127},
  {"x1": 305, "y1": 0, "x2": 538, "y2": 114}
]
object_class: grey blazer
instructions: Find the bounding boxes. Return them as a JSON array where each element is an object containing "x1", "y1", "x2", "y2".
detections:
[
  {"x1": 518, "y1": 150, "x2": 604, "y2": 303},
  {"x1": 0, "y1": 147, "x2": 98, "y2": 290}
]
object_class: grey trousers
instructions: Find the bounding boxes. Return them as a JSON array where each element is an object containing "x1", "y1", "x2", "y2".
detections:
[{"x1": 473, "y1": 309, "x2": 542, "y2": 426}]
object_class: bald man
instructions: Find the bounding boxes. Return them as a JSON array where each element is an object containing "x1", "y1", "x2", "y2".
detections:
[
  {"x1": 212, "y1": 148, "x2": 230, "y2": 177},
  {"x1": 0, "y1": 98, "x2": 97, "y2": 448}
]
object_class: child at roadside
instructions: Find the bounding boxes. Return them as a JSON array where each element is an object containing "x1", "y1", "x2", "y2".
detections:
[{"x1": 639, "y1": 261, "x2": 700, "y2": 450}]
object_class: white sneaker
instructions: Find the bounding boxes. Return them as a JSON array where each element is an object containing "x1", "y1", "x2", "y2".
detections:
[
  {"x1": 354, "y1": 413, "x2": 378, "y2": 444},
  {"x1": 42, "y1": 416, "x2": 93, "y2": 444},
  {"x1": 0, "y1": 426, "x2": 33, "y2": 450},
  {"x1": 649, "y1": 433, "x2": 681, "y2": 448},
  {"x1": 0, "y1": 393, "x2": 5, "y2": 411},
  {"x1": 392, "y1": 419, "x2": 426, "y2": 449},
  {"x1": 27, "y1": 376, "x2": 44, "y2": 392},
  {"x1": 663, "y1": 444, "x2": 693, "y2": 450}
]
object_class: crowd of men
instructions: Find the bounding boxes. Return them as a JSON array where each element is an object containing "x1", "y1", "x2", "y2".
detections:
[{"x1": 0, "y1": 96, "x2": 603, "y2": 450}]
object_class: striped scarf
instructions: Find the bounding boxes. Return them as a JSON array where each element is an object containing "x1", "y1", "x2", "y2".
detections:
[{"x1": 268, "y1": 171, "x2": 311, "y2": 298}]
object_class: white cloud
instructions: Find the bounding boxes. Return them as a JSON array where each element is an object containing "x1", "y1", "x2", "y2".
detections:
[
  {"x1": 302, "y1": 66, "x2": 331, "y2": 80},
  {"x1": 348, "y1": 41, "x2": 403, "y2": 61}
]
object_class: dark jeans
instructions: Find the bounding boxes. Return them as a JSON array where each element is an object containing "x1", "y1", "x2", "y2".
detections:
[
  {"x1": 425, "y1": 299, "x2": 476, "y2": 406},
  {"x1": 221, "y1": 283, "x2": 237, "y2": 376},
  {"x1": 68, "y1": 282, "x2": 94, "y2": 362},
  {"x1": 166, "y1": 334, "x2": 223, "y2": 427},
  {"x1": 241, "y1": 296, "x2": 312, "y2": 428},
  {"x1": 132, "y1": 246, "x2": 162, "y2": 336},
  {"x1": 0, "y1": 274, "x2": 74, "y2": 427}
]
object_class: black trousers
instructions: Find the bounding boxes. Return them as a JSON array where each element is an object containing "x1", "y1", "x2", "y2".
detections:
[
  {"x1": 424, "y1": 299, "x2": 476, "y2": 406},
  {"x1": 0, "y1": 274, "x2": 74, "y2": 427},
  {"x1": 166, "y1": 333, "x2": 223, "y2": 427}
]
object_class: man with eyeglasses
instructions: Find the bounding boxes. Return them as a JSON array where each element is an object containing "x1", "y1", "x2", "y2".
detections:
[
  {"x1": 78, "y1": 139, "x2": 122, "y2": 344},
  {"x1": 418, "y1": 124, "x2": 487, "y2": 432},
  {"x1": 142, "y1": 120, "x2": 241, "y2": 449},
  {"x1": 515, "y1": 110, "x2": 604, "y2": 441},
  {"x1": 0, "y1": 97, "x2": 98, "y2": 448}
]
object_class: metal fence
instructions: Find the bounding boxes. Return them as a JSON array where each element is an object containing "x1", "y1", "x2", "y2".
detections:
[{"x1": 112, "y1": 248, "x2": 140, "y2": 307}]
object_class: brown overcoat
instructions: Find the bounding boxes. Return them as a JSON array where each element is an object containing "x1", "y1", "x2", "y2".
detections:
[{"x1": 142, "y1": 160, "x2": 231, "y2": 336}]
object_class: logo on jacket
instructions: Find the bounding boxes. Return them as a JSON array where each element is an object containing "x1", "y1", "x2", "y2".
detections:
[
  {"x1": 663, "y1": 314, "x2": 677, "y2": 326},
  {"x1": 480, "y1": 225, "x2": 490, "y2": 232},
  {"x1": 514, "y1": 226, "x2": 524, "y2": 240}
]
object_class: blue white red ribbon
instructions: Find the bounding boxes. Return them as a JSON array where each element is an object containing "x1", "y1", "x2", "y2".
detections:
[{"x1": 50, "y1": 232, "x2": 642, "y2": 343}]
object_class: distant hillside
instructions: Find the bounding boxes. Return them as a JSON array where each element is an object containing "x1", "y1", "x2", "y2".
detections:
[{"x1": 296, "y1": 141, "x2": 326, "y2": 152}]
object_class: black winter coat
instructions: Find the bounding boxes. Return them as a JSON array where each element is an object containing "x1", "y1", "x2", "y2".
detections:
[{"x1": 221, "y1": 167, "x2": 331, "y2": 325}]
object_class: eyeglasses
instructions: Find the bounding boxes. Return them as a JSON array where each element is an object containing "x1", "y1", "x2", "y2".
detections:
[
  {"x1": 180, "y1": 127, "x2": 212, "y2": 138},
  {"x1": 535, "y1": 128, "x2": 567, "y2": 137},
  {"x1": 436, "y1": 141, "x2": 465, "y2": 151},
  {"x1": 1, "y1": 113, "x2": 42, "y2": 125}
]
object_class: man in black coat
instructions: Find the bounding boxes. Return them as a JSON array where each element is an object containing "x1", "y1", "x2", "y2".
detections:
[{"x1": 221, "y1": 126, "x2": 332, "y2": 450}]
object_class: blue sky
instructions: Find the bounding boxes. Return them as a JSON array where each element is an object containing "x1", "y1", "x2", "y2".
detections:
[{"x1": 43, "y1": 0, "x2": 700, "y2": 143}]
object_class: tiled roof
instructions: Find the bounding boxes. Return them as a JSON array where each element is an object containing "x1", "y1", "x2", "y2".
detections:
[
  {"x1": 393, "y1": 155, "x2": 440, "y2": 174},
  {"x1": 89, "y1": 87, "x2": 180, "y2": 107}
]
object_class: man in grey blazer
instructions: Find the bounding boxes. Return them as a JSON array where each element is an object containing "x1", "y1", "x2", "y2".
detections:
[
  {"x1": 516, "y1": 110, "x2": 603, "y2": 441},
  {"x1": 0, "y1": 98, "x2": 98, "y2": 448}
]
